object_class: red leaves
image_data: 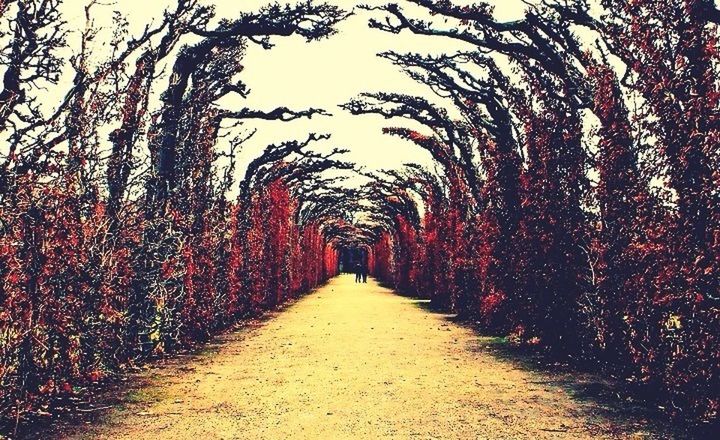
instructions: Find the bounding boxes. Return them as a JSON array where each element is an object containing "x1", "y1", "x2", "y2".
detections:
[
  {"x1": 370, "y1": 1, "x2": 718, "y2": 422},
  {"x1": 0, "y1": 174, "x2": 339, "y2": 426},
  {"x1": 239, "y1": 179, "x2": 337, "y2": 312}
]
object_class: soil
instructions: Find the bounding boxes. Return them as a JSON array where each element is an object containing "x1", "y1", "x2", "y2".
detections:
[{"x1": 39, "y1": 275, "x2": 677, "y2": 439}]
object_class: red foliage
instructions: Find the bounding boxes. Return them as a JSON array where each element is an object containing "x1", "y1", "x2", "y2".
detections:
[
  {"x1": 0, "y1": 175, "x2": 339, "y2": 423},
  {"x1": 367, "y1": 0, "x2": 719, "y2": 421}
]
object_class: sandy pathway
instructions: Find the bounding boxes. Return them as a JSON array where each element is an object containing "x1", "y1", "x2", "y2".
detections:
[{"x1": 57, "y1": 275, "x2": 671, "y2": 439}]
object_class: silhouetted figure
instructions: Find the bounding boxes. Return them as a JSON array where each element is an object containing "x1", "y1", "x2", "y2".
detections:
[
  {"x1": 354, "y1": 262, "x2": 362, "y2": 283},
  {"x1": 361, "y1": 263, "x2": 368, "y2": 283}
]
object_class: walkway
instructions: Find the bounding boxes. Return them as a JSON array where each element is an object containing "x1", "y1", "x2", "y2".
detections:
[{"x1": 58, "y1": 276, "x2": 670, "y2": 439}]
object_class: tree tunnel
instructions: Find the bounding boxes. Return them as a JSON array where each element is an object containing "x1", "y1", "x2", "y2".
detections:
[{"x1": 0, "y1": 0, "x2": 718, "y2": 430}]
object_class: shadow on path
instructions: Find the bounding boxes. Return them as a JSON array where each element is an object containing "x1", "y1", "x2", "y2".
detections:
[
  {"x1": 21, "y1": 277, "x2": 710, "y2": 439},
  {"x1": 407, "y1": 295, "x2": 714, "y2": 439}
]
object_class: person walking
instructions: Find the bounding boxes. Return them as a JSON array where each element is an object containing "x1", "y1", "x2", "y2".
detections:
[
  {"x1": 361, "y1": 262, "x2": 368, "y2": 283},
  {"x1": 354, "y1": 262, "x2": 362, "y2": 283}
]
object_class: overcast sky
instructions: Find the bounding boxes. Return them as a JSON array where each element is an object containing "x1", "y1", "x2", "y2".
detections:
[
  {"x1": 233, "y1": 0, "x2": 526, "y2": 169},
  {"x1": 54, "y1": 0, "x2": 529, "y2": 183}
]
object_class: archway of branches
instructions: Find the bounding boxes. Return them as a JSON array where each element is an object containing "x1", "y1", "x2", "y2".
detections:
[{"x1": 0, "y1": 0, "x2": 718, "y2": 428}]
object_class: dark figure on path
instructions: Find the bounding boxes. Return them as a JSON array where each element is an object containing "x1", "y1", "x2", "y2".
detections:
[
  {"x1": 355, "y1": 263, "x2": 362, "y2": 283},
  {"x1": 361, "y1": 263, "x2": 368, "y2": 283}
]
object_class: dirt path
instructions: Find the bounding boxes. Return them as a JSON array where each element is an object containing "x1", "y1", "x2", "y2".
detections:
[{"x1": 56, "y1": 276, "x2": 672, "y2": 439}]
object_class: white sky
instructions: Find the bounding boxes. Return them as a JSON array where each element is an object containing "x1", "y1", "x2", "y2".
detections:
[{"x1": 51, "y1": 0, "x2": 529, "y2": 183}]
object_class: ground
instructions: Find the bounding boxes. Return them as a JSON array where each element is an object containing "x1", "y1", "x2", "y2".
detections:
[{"x1": 47, "y1": 276, "x2": 674, "y2": 439}]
